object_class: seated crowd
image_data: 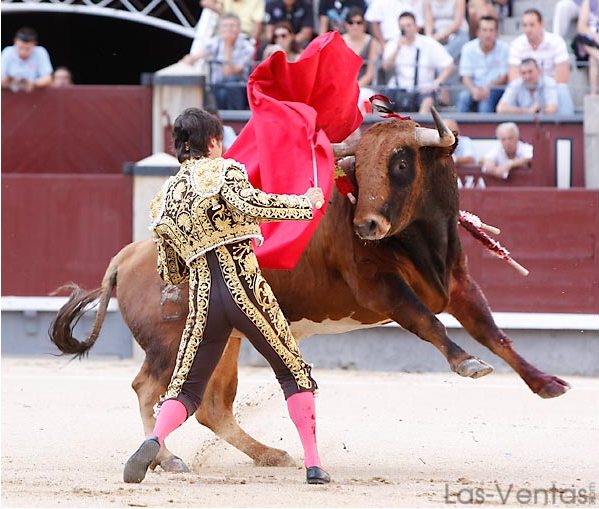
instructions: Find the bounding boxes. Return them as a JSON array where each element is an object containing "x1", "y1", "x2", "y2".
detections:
[
  {"x1": 2, "y1": 1, "x2": 597, "y2": 110},
  {"x1": 171, "y1": 0, "x2": 597, "y2": 112}
]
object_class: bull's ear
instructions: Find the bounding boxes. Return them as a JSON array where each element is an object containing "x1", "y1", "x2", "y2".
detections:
[{"x1": 450, "y1": 133, "x2": 458, "y2": 156}]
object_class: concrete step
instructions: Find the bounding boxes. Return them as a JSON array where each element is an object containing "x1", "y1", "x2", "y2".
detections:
[
  {"x1": 502, "y1": 16, "x2": 521, "y2": 35},
  {"x1": 513, "y1": 0, "x2": 560, "y2": 19}
]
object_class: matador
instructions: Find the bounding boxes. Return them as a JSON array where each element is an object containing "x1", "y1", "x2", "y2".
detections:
[{"x1": 123, "y1": 107, "x2": 330, "y2": 485}]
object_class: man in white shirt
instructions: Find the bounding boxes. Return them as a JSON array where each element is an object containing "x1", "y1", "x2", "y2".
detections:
[
  {"x1": 481, "y1": 122, "x2": 533, "y2": 179},
  {"x1": 365, "y1": 0, "x2": 425, "y2": 46},
  {"x1": 508, "y1": 8, "x2": 574, "y2": 112},
  {"x1": 1, "y1": 27, "x2": 53, "y2": 93},
  {"x1": 382, "y1": 11, "x2": 454, "y2": 113}
]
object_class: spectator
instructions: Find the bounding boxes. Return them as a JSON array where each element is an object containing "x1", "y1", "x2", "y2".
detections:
[
  {"x1": 508, "y1": 9, "x2": 574, "y2": 112},
  {"x1": 319, "y1": 0, "x2": 367, "y2": 34},
  {"x1": 1, "y1": 27, "x2": 53, "y2": 93},
  {"x1": 481, "y1": 122, "x2": 533, "y2": 179},
  {"x1": 52, "y1": 66, "x2": 73, "y2": 87},
  {"x1": 197, "y1": 0, "x2": 265, "y2": 41},
  {"x1": 342, "y1": 8, "x2": 382, "y2": 88},
  {"x1": 365, "y1": 0, "x2": 425, "y2": 46},
  {"x1": 182, "y1": 14, "x2": 255, "y2": 110},
  {"x1": 457, "y1": 15, "x2": 508, "y2": 112},
  {"x1": 496, "y1": 58, "x2": 571, "y2": 114},
  {"x1": 466, "y1": 0, "x2": 509, "y2": 38},
  {"x1": 445, "y1": 118, "x2": 476, "y2": 165},
  {"x1": 382, "y1": 11, "x2": 455, "y2": 113},
  {"x1": 423, "y1": 0, "x2": 469, "y2": 60},
  {"x1": 264, "y1": 0, "x2": 314, "y2": 46},
  {"x1": 262, "y1": 21, "x2": 303, "y2": 61},
  {"x1": 553, "y1": 0, "x2": 583, "y2": 39},
  {"x1": 575, "y1": 0, "x2": 599, "y2": 94}
]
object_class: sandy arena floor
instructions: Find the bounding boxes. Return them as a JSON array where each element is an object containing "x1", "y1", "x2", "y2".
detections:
[{"x1": 1, "y1": 357, "x2": 598, "y2": 508}]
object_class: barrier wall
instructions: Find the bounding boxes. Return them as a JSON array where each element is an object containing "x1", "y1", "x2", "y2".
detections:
[
  {"x1": 1, "y1": 87, "x2": 152, "y2": 173},
  {"x1": 1, "y1": 174, "x2": 132, "y2": 296},
  {"x1": 2, "y1": 90, "x2": 596, "y2": 314},
  {"x1": 459, "y1": 189, "x2": 599, "y2": 314}
]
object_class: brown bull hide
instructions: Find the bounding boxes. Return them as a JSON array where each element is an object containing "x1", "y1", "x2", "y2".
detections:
[{"x1": 49, "y1": 119, "x2": 569, "y2": 473}]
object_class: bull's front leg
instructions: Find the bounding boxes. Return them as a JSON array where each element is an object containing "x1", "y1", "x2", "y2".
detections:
[
  {"x1": 447, "y1": 256, "x2": 570, "y2": 398},
  {"x1": 352, "y1": 272, "x2": 493, "y2": 378}
]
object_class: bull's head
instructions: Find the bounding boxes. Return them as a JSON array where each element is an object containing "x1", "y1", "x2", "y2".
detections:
[{"x1": 332, "y1": 107, "x2": 455, "y2": 241}]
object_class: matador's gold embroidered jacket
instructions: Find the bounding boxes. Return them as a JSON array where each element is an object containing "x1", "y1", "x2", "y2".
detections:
[{"x1": 149, "y1": 157, "x2": 314, "y2": 284}]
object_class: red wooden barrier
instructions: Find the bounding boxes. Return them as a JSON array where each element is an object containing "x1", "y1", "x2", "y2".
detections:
[
  {"x1": 1, "y1": 174, "x2": 132, "y2": 296},
  {"x1": 1, "y1": 87, "x2": 152, "y2": 174},
  {"x1": 459, "y1": 189, "x2": 599, "y2": 314}
]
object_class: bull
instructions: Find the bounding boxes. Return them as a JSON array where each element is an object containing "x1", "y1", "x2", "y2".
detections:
[{"x1": 50, "y1": 110, "x2": 569, "y2": 473}]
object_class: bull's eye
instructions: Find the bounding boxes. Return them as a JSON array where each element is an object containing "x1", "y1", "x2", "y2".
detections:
[
  {"x1": 391, "y1": 159, "x2": 407, "y2": 175},
  {"x1": 389, "y1": 149, "x2": 415, "y2": 186}
]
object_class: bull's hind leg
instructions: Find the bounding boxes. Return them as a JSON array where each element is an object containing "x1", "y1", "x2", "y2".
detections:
[
  {"x1": 195, "y1": 337, "x2": 295, "y2": 466},
  {"x1": 447, "y1": 257, "x2": 570, "y2": 398},
  {"x1": 131, "y1": 360, "x2": 191, "y2": 472}
]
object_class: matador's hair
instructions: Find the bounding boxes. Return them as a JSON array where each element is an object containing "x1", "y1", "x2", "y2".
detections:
[{"x1": 172, "y1": 107, "x2": 224, "y2": 163}]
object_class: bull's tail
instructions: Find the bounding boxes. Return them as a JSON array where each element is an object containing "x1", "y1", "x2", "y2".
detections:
[{"x1": 48, "y1": 256, "x2": 118, "y2": 358}]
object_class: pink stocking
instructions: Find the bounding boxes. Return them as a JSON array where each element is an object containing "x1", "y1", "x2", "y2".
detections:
[
  {"x1": 286, "y1": 391, "x2": 322, "y2": 468},
  {"x1": 151, "y1": 399, "x2": 188, "y2": 445}
]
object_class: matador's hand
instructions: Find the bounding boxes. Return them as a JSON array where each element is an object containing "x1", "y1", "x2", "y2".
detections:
[{"x1": 305, "y1": 187, "x2": 324, "y2": 209}]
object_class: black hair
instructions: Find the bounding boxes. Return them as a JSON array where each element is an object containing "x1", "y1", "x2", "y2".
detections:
[
  {"x1": 398, "y1": 11, "x2": 416, "y2": 23},
  {"x1": 523, "y1": 8, "x2": 542, "y2": 23},
  {"x1": 15, "y1": 27, "x2": 38, "y2": 43},
  {"x1": 345, "y1": 7, "x2": 365, "y2": 22},
  {"x1": 172, "y1": 107, "x2": 223, "y2": 163},
  {"x1": 478, "y1": 15, "x2": 499, "y2": 29},
  {"x1": 520, "y1": 57, "x2": 539, "y2": 68}
]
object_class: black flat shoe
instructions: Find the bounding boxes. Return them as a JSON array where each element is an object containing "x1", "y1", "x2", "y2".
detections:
[
  {"x1": 306, "y1": 466, "x2": 331, "y2": 484},
  {"x1": 123, "y1": 437, "x2": 160, "y2": 483}
]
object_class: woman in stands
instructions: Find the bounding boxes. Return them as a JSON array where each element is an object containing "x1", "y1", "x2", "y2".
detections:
[
  {"x1": 263, "y1": 21, "x2": 303, "y2": 61},
  {"x1": 342, "y1": 7, "x2": 382, "y2": 88}
]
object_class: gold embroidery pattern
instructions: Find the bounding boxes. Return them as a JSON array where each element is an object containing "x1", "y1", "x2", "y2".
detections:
[
  {"x1": 214, "y1": 243, "x2": 314, "y2": 391},
  {"x1": 150, "y1": 157, "x2": 315, "y2": 278},
  {"x1": 155, "y1": 236, "x2": 189, "y2": 285},
  {"x1": 149, "y1": 177, "x2": 172, "y2": 227},
  {"x1": 221, "y1": 166, "x2": 314, "y2": 222},
  {"x1": 162, "y1": 255, "x2": 211, "y2": 401},
  {"x1": 151, "y1": 159, "x2": 262, "y2": 266}
]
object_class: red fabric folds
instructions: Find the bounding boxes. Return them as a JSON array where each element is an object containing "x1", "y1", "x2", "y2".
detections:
[{"x1": 225, "y1": 32, "x2": 363, "y2": 269}]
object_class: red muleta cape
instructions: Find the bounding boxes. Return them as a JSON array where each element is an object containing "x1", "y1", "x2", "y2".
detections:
[{"x1": 225, "y1": 31, "x2": 363, "y2": 269}]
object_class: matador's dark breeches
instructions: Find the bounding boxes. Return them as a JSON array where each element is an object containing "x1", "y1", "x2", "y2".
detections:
[{"x1": 161, "y1": 241, "x2": 316, "y2": 417}]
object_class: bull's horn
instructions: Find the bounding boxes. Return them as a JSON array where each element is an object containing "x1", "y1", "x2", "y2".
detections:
[
  {"x1": 414, "y1": 107, "x2": 455, "y2": 147},
  {"x1": 331, "y1": 141, "x2": 357, "y2": 158}
]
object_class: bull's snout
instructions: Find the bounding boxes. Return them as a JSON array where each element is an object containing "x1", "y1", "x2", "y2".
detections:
[{"x1": 353, "y1": 214, "x2": 391, "y2": 240}]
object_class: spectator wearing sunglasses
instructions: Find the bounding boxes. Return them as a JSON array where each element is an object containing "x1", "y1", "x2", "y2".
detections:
[
  {"x1": 263, "y1": 21, "x2": 302, "y2": 61},
  {"x1": 342, "y1": 8, "x2": 382, "y2": 87},
  {"x1": 319, "y1": 0, "x2": 366, "y2": 34}
]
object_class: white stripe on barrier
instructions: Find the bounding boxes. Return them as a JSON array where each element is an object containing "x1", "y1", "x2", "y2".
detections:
[{"x1": 2, "y1": 297, "x2": 598, "y2": 330}]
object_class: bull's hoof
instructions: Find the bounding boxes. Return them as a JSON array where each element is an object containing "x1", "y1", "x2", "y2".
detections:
[
  {"x1": 160, "y1": 456, "x2": 190, "y2": 473},
  {"x1": 455, "y1": 358, "x2": 494, "y2": 379},
  {"x1": 253, "y1": 448, "x2": 296, "y2": 467},
  {"x1": 536, "y1": 376, "x2": 570, "y2": 399}
]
